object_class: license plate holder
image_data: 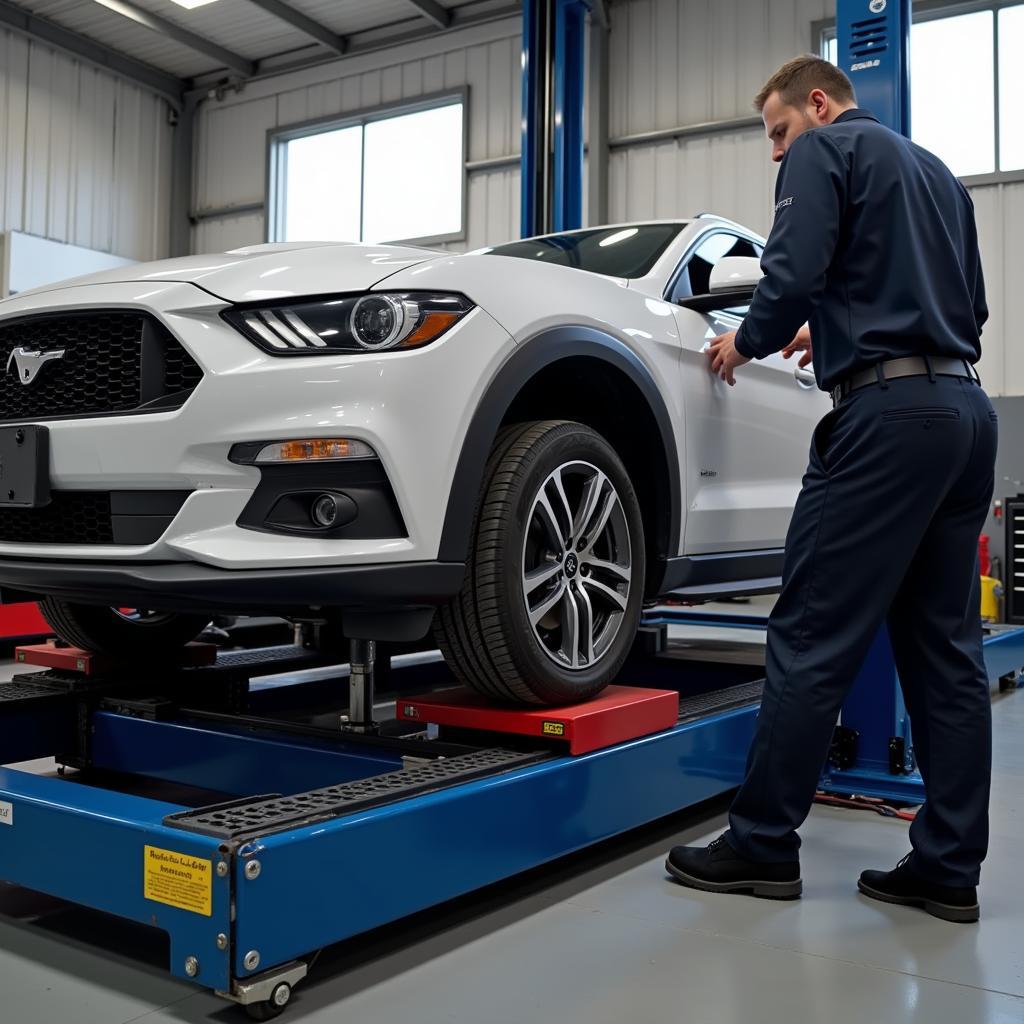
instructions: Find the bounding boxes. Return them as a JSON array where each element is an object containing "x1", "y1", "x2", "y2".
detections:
[{"x1": 0, "y1": 425, "x2": 50, "y2": 508}]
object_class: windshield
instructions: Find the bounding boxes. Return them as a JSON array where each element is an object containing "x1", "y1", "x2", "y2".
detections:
[{"x1": 485, "y1": 224, "x2": 684, "y2": 279}]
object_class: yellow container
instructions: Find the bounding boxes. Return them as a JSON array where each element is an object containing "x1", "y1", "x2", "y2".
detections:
[{"x1": 980, "y1": 575, "x2": 1002, "y2": 621}]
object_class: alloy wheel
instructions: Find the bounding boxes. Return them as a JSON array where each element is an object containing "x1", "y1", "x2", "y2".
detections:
[{"x1": 521, "y1": 460, "x2": 632, "y2": 671}]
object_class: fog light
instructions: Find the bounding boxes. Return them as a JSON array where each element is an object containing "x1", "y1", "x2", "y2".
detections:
[{"x1": 311, "y1": 493, "x2": 340, "y2": 528}]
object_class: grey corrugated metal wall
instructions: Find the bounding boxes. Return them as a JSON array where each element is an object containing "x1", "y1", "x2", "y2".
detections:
[
  {"x1": 0, "y1": 28, "x2": 173, "y2": 261},
  {"x1": 191, "y1": 15, "x2": 522, "y2": 255},
  {"x1": 607, "y1": 0, "x2": 831, "y2": 234}
]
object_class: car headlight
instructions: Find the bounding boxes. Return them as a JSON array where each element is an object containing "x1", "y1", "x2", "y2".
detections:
[{"x1": 221, "y1": 292, "x2": 474, "y2": 356}]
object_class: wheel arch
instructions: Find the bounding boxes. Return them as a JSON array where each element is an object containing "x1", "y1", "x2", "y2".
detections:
[{"x1": 438, "y1": 326, "x2": 682, "y2": 594}]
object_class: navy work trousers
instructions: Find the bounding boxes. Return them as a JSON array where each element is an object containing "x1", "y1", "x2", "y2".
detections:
[{"x1": 726, "y1": 373, "x2": 997, "y2": 887}]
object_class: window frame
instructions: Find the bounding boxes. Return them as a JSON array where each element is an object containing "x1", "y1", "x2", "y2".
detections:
[
  {"x1": 813, "y1": 0, "x2": 1024, "y2": 186},
  {"x1": 265, "y1": 88, "x2": 469, "y2": 249},
  {"x1": 664, "y1": 227, "x2": 766, "y2": 309}
]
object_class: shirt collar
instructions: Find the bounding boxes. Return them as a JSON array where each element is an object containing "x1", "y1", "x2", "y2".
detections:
[{"x1": 832, "y1": 108, "x2": 880, "y2": 125}]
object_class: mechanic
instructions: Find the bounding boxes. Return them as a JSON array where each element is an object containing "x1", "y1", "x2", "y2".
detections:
[{"x1": 665, "y1": 55, "x2": 996, "y2": 923}]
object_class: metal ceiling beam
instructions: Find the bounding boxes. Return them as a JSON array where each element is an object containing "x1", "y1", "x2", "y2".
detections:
[
  {"x1": 0, "y1": 0, "x2": 185, "y2": 104},
  {"x1": 244, "y1": 0, "x2": 346, "y2": 56},
  {"x1": 93, "y1": 0, "x2": 255, "y2": 77},
  {"x1": 190, "y1": 0, "x2": 521, "y2": 89},
  {"x1": 404, "y1": 0, "x2": 451, "y2": 29}
]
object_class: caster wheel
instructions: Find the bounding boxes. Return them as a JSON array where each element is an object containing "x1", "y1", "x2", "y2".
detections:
[
  {"x1": 999, "y1": 672, "x2": 1019, "y2": 693},
  {"x1": 244, "y1": 982, "x2": 291, "y2": 1020}
]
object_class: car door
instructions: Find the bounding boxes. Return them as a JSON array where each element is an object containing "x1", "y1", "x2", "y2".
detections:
[{"x1": 669, "y1": 229, "x2": 830, "y2": 556}]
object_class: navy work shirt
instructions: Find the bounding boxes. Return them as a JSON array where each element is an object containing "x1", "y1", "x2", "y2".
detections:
[{"x1": 734, "y1": 108, "x2": 987, "y2": 392}]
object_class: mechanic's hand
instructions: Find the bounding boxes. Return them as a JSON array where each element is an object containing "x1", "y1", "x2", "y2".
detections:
[
  {"x1": 707, "y1": 330, "x2": 751, "y2": 387},
  {"x1": 781, "y1": 324, "x2": 813, "y2": 369}
]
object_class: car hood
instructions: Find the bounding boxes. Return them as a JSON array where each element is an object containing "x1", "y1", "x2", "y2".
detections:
[{"x1": 4, "y1": 241, "x2": 442, "y2": 304}]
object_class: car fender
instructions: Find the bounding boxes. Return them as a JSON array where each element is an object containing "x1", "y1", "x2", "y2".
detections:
[{"x1": 437, "y1": 325, "x2": 682, "y2": 569}]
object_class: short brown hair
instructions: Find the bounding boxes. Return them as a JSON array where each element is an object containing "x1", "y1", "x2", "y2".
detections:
[{"x1": 754, "y1": 55, "x2": 856, "y2": 112}]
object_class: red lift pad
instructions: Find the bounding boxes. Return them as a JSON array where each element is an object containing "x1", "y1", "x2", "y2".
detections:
[
  {"x1": 0, "y1": 602, "x2": 51, "y2": 641},
  {"x1": 14, "y1": 640, "x2": 218, "y2": 676},
  {"x1": 396, "y1": 685, "x2": 680, "y2": 755}
]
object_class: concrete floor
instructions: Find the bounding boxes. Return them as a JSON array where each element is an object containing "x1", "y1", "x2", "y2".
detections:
[{"x1": 1, "y1": 644, "x2": 1022, "y2": 1023}]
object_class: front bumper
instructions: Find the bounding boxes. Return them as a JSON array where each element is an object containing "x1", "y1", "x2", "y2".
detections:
[
  {"x1": 0, "y1": 557, "x2": 465, "y2": 615},
  {"x1": 0, "y1": 281, "x2": 513, "y2": 573}
]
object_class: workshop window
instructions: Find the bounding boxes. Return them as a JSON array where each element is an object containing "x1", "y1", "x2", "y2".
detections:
[
  {"x1": 822, "y1": 1, "x2": 1024, "y2": 179},
  {"x1": 268, "y1": 97, "x2": 465, "y2": 246}
]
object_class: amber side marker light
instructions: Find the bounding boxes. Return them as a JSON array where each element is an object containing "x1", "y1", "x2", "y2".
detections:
[{"x1": 398, "y1": 311, "x2": 462, "y2": 348}]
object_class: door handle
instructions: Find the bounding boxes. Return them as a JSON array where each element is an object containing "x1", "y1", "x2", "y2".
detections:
[{"x1": 794, "y1": 366, "x2": 816, "y2": 389}]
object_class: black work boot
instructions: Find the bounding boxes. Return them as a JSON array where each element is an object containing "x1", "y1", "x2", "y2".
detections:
[
  {"x1": 665, "y1": 834, "x2": 802, "y2": 900},
  {"x1": 858, "y1": 854, "x2": 979, "y2": 923}
]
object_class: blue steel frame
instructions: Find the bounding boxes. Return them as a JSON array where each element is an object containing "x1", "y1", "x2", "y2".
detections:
[
  {"x1": 521, "y1": 0, "x2": 591, "y2": 236},
  {"x1": 646, "y1": 608, "x2": 1024, "y2": 802},
  {"x1": 0, "y1": 695, "x2": 756, "y2": 995},
  {"x1": 0, "y1": 767, "x2": 234, "y2": 991}
]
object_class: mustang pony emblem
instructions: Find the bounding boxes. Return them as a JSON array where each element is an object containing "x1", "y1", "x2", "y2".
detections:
[{"x1": 5, "y1": 346, "x2": 66, "y2": 385}]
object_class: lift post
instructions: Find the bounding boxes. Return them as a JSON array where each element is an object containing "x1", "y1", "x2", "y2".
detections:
[
  {"x1": 343, "y1": 639, "x2": 376, "y2": 733},
  {"x1": 817, "y1": 0, "x2": 924, "y2": 803},
  {"x1": 521, "y1": 0, "x2": 591, "y2": 236}
]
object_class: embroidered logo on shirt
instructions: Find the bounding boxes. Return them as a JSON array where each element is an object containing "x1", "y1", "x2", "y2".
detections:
[{"x1": 775, "y1": 196, "x2": 794, "y2": 213}]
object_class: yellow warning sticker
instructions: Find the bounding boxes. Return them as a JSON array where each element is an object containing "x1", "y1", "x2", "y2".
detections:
[
  {"x1": 143, "y1": 846, "x2": 213, "y2": 917},
  {"x1": 542, "y1": 721, "x2": 566, "y2": 737}
]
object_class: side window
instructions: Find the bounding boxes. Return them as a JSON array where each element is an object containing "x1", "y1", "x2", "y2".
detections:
[{"x1": 669, "y1": 232, "x2": 763, "y2": 305}]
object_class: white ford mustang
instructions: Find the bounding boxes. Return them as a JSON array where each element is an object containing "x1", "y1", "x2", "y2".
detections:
[{"x1": 0, "y1": 215, "x2": 827, "y2": 705}]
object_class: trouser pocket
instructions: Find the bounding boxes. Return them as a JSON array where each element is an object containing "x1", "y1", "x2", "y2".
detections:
[{"x1": 881, "y1": 407, "x2": 960, "y2": 423}]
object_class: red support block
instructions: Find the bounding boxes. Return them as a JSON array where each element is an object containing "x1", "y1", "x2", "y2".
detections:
[
  {"x1": 14, "y1": 640, "x2": 218, "y2": 676},
  {"x1": 0, "y1": 602, "x2": 51, "y2": 641},
  {"x1": 396, "y1": 685, "x2": 680, "y2": 755}
]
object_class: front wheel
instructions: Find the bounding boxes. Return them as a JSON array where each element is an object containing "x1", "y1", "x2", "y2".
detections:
[
  {"x1": 38, "y1": 596, "x2": 209, "y2": 658},
  {"x1": 437, "y1": 420, "x2": 645, "y2": 705}
]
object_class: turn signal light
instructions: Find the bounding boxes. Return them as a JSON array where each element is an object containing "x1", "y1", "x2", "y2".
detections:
[
  {"x1": 399, "y1": 311, "x2": 462, "y2": 347},
  {"x1": 254, "y1": 438, "x2": 376, "y2": 463}
]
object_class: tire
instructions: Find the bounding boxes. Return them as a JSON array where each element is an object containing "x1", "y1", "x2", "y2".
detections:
[
  {"x1": 38, "y1": 596, "x2": 209, "y2": 658},
  {"x1": 436, "y1": 420, "x2": 645, "y2": 705}
]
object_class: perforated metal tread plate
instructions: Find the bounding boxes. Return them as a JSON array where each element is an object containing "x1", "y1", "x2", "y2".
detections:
[
  {"x1": 205, "y1": 645, "x2": 317, "y2": 672},
  {"x1": 0, "y1": 671, "x2": 115, "y2": 710},
  {"x1": 678, "y1": 680, "x2": 764, "y2": 722},
  {"x1": 164, "y1": 748, "x2": 547, "y2": 840},
  {"x1": 0, "y1": 677, "x2": 73, "y2": 710}
]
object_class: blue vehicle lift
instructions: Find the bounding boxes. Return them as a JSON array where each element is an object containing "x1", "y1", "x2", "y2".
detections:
[
  {"x1": 0, "y1": 608, "x2": 1019, "y2": 1017},
  {"x1": 0, "y1": 631, "x2": 769, "y2": 1017}
]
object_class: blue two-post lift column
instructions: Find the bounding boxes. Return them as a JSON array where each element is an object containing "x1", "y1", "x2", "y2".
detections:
[
  {"x1": 818, "y1": 0, "x2": 922, "y2": 802},
  {"x1": 820, "y1": 0, "x2": 981, "y2": 803},
  {"x1": 521, "y1": 0, "x2": 590, "y2": 236}
]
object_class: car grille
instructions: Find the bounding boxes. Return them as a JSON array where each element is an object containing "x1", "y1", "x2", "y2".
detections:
[
  {"x1": 0, "y1": 311, "x2": 203, "y2": 423},
  {"x1": 0, "y1": 491, "x2": 191, "y2": 545},
  {"x1": 0, "y1": 492, "x2": 114, "y2": 544}
]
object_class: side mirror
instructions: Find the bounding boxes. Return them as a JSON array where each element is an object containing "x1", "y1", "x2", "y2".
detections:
[
  {"x1": 709, "y1": 256, "x2": 763, "y2": 293},
  {"x1": 676, "y1": 256, "x2": 763, "y2": 313}
]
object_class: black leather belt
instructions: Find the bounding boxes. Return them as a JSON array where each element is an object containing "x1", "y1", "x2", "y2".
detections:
[{"x1": 831, "y1": 356, "x2": 979, "y2": 408}]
